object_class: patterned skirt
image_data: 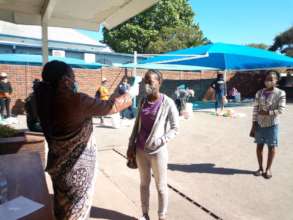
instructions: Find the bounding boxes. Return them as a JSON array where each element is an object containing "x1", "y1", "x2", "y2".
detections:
[{"x1": 46, "y1": 120, "x2": 97, "y2": 220}]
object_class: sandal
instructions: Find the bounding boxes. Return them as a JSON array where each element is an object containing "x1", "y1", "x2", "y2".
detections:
[
  {"x1": 254, "y1": 169, "x2": 263, "y2": 176},
  {"x1": 264, "y1": 171, "x2": 272, "y2": 179}
]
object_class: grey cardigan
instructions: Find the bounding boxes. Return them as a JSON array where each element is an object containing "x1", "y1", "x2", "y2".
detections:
[{"x1": 128, "y1": 94, "x2": 179, "y2": 154}]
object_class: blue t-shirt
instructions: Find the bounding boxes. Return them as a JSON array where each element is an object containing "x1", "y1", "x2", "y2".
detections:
[
  {"x1": 119, "y1": 83, "x2": 130, "y2": 95},
  {"x1": 212, "y1": 79, "x2": 225, "y2": 95}
]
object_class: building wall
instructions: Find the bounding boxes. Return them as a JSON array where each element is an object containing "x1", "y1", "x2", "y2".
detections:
[
  {"x1": 1, "y1": 63, "x2": 276, "y2": 116},
  {"x1": 1, "y1": 64, "x2": 219, "y2": 115},
  {"x1": 0, "y1": 64, "x2": 127, "y2": 115},
  {"x1": 127, "y1": 70, "x2": 274, "y2": 102},
  {"x1": 64, "y1": 50, "x2": 84, "y2": 60},
  {"x1": 0, "y1": 44, "x2": 144, "y2": 65},
  {"x1": 0, "y1": 45, "x2": 13, "y2": 54}
]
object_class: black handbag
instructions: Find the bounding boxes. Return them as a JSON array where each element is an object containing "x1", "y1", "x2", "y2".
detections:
[
  {"x1": 127, "y1": 145, "x2": 137, "y2": 169},
  {"x1": 126, "y1": 99, "x2": 145, "y2": 169},
  {"x1": 127, "y1": 156, "x2": 137, "y2": 169}
]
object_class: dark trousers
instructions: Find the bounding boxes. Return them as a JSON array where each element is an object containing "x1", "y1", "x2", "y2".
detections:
[
  {"x1": 175, "y1": 99, "x2": 181, "y2": 112},
  {"x1": 215, "y1": 93, "x2": 224, "y2": 111},
  {"x1": 0, "y1": 98, "x2": 10, "y2": 118},
  {"x1": 121, "y1": 106, "x2": 134, "y2": 119},
  {"x1": 175, "y1": 98, "x2": 186, "y2": 114}
]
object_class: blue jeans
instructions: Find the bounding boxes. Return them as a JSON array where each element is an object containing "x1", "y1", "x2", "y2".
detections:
[
  {"x1": 0, "y1": 98, "x2": 10, "y2": 118},
  {"x1": 215, "y1": 92, "x2": 224, "y2": 111}
]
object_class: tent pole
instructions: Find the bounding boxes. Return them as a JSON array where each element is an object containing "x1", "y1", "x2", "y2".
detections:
[
  {"x1": 224, "y1": 70, "x2": 228, "y2": 96},
  {"x1": 200, "y1": 70, "x2": 202, "y2": 100},
  {"x1": 133, "y1": 51, "x2": 138, "y2": 108},
  {"x1": 133, "y1": 51, "x2": 137, "y2": 76}
]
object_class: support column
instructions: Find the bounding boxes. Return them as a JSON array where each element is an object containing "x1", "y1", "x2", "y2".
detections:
[
  {"x1": 41, "y1": 0, "x2": 57, "y2": 65},
  {"x1": 41, "y1": 18, "x2": 49, "y2": 65}
]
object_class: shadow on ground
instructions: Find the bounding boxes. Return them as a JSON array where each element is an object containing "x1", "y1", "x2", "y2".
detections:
[
  {"x1": 168, "y1": 163, "x2": 254, "y2": 175},
  {"x1": 94, "y1": 124, "x2": 117, "y2": 129},
  {"x1": 49, "y1": 196, "x2": 136, "y2": 220},
  {"x1": 90, "y1": 207, "x2": 136, "y2": 220}
]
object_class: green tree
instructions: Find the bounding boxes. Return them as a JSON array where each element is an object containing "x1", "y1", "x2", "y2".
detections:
[
  {"x1": 147, "y1": 25, "x2": 209, "y2": 54},
  {"x1": 103, "y1": 0, "x2": 208, "y2": 54},
  {"x1": 247, "y1": 43, "x2": 269, "y2": 50},
  {"x1": 270, "y1": 26, "x2": 293, "y2": 57}
]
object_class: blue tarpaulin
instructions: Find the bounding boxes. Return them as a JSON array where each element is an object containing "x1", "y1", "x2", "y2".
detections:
[
  {"x1": 142, "y1": 43, "x2": 293, "y2": 71},
  {"x1": 0, "y1": 54, "x2": 102, "y2": 69}
]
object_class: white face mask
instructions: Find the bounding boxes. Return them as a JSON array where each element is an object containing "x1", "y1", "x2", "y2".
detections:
[
  {"x1": 145, "y1": 84, "x2": 155, "y2": 95},
  {"x1": 2, "y1": 78, "x2": 8, "y2": 83},
  {"x1": 265, "y1": 81, "x2": 274, "y2": 89},
  {"x1": 72, "y1": 82, "x2": 79, "y2": 93}
]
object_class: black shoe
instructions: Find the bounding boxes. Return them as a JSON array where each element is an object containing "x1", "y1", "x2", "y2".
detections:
[
  {"x1": 254, "y1": 169, "x2": 264, "y2": 176},
  {"x1": 263, "y1": 171, "x2": 272, "y2": 179}
]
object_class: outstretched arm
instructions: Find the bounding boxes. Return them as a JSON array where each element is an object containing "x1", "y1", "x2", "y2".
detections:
[{"x1": 81, "y1": 93, "x2": 132, "y2": 117}]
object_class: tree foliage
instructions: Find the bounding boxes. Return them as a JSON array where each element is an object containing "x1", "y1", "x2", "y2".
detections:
[
  {"x1": 247, "y1": 43, "x2": 269, "y2": 50},
  {"x1": 270, "y1": 26, "x2": 293, "y2": 57},
  {"x1": 147, "y1": 25, "x2": 209, "y2": 54},
  {"x1": 103, "y1": 0, "x2": 208, "y2": 54}
]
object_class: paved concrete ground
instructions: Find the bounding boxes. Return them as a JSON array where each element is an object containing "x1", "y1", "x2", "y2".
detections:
[
  {"x1": 91, "y1": 105, "x2": 293, "y2": 220},
  {"x1": 14, "y1": 104, "x2": 293, "y2": 220}
]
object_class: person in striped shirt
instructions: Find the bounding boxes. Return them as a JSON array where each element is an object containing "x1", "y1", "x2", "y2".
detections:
[{"x1": 250, "y1": 71, "x2": 286, "y2": 179}]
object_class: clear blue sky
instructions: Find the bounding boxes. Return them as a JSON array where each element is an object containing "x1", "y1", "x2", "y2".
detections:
[
  {"x1": 79, "y1": 0, "x2": 293, "y2": 46},
  {"x1": 190, "y1": 0, "x2": 293, "y2": 45}
]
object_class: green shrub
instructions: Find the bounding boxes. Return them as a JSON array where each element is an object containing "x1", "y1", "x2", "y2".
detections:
[{"x1": 0, "y1": 125, "x2": 18, "y2": 138}]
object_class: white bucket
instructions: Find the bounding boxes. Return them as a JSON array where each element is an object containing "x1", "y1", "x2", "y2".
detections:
[{"x1": 183, "y1": 103, "x2": 193, "y2": 119}]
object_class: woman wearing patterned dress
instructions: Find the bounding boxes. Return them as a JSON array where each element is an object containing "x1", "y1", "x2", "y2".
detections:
[
  {"x1": 250, "y1": 71, "x2": 286, "y2": 179},
  {"x1": 34, "y1": 60, "x2": 132, "y2": 220}
]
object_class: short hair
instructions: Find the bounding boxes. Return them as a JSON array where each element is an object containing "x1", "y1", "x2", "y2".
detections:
[
  {"x1": 42, "y1": 60, "x2": 74, "y2": 87},
  {"x1": 146, "y1": 69, "x2": 163, "y2": 83},
  {"x1": 266, "y1": 70, "x2": 279, "y2": 81}
]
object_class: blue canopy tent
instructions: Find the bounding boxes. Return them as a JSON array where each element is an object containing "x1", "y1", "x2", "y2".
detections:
[
  {"x1": 113, "y1": 62, "x2": 217, "y2": 111},
  {"x1": 142, "y1": 43, "x2": 293, "y2": 71},
  {"x1": 0, "y1": 54, "x2": 103, "y2": 69},
  {"x1": 140, "y1": 43, "x2": 293, "y2": 110},
  {"x1": 121, "y1": 63, "x2": 218, "y2": 71}
]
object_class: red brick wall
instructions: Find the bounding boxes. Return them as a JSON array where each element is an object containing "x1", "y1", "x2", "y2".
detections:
[
  {"x1": 126, "y1": 68, "x2": 217, "y2": 80},
  {"x1": 4, "y1": 63, "x2": 263, "y2": 115},
  {"x1": 0, "y1": 64, "x2": 128, "y2": 115}
]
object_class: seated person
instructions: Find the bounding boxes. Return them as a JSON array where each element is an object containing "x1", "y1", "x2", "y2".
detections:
[
  {"x1": 229, "y1": 87, "x2": 239, "y2": 101},
  {"x1": 25, "y1": 79, "x2": 43, "y2": 132}
]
